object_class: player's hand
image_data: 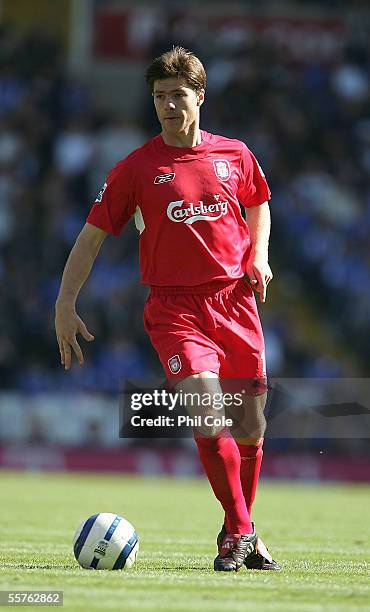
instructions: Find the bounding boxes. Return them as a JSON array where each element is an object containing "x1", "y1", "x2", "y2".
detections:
[
  {"x1": 55, "y1": 305, "x2": 94, "y2": 370},
  {"x1": 245, "y1": 250, "x2": 273, "y2": 303}
]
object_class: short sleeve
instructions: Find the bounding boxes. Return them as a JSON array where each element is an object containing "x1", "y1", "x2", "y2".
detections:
[
  {"x1": 237, "y1": 143, "x2": 271, "y2": 208},
  {"x1": 86, "y1": 158, "x2": 137, "y2": 236}
]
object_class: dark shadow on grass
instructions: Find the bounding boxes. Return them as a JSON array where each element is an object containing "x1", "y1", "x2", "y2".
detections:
[
  {"x1": 152, "y1": 565, "x2": 211, "y2": 571},
  {"x1": 5, "y1": 563, "x2": 77, "y2": 570}
]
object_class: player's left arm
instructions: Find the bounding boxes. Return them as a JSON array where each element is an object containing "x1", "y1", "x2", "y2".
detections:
[{"x1": 245, "y1": 201, "x2": 273, "y2": 303}]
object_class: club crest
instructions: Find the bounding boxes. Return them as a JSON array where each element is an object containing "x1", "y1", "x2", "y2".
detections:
[
  {"x1": 213, "y1": 160, "x2": 231, "y2": 181},
  {"x1": 168, "y1": 354, "x2": 182, "y2": 374}
]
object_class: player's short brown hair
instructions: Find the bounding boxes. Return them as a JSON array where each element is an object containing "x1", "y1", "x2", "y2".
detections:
[{"x1": 145, "y1": 46, "x2": 206, "y2": 93}]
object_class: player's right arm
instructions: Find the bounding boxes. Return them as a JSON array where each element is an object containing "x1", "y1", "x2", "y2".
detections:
[
  {"x1": 56, "y1": 154, "x2": 137, "y2": 369},
  {"x1": 55, "y1": 222, "x2": 107, "y2": 370}
]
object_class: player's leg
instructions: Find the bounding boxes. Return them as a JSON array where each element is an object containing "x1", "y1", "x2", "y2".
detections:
[
  {"x1": 176, "y1": 371, "x2": 257, "y2": 571},
  {"x1": 176, "y1": 370, "x2": 253, "y2": 534},
  {"x1": 211, "y1": 280, "x2": 268, "y2": 517},
  {"x1": 216, "y1": 280, "x2": 280, "y2": 569},
  {"x1": 226, "y1": 387, "x2": 267, "y2": 515},
  {"x1": 143, "y1": 286, "x2": 258, "y2": 570},
  {"x1": 214, "y1": 386, "x2": 280, "y2": 570},
  {"x1": 223, "y1": 387, "x2": 279, "y2": 569}
]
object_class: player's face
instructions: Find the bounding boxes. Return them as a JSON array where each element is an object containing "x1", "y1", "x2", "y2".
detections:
[{"x1": 153, "y1": 78, "x2": 204, "y2": 135}]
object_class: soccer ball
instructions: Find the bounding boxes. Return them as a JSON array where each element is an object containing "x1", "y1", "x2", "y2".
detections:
[{"x1": 73, "y1": 512, "x2": 139, "y2": 570}]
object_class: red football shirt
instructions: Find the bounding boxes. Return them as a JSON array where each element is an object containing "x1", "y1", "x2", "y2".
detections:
[{"x1": 87, "y1": 130, "x2": 271, "y2": 286}]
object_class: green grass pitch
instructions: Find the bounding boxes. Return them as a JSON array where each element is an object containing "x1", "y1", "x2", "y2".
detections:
[{"x1": 0, "y1": 471, "x2": 369, "y2": 611}]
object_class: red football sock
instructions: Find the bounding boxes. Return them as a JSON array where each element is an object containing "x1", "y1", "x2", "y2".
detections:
[
  {"x1": 195, "y1": 431, "x2": 253, "y2": 534},
  {"x1": 236, "y1": 440, "x2": 264, "y2": 515}
]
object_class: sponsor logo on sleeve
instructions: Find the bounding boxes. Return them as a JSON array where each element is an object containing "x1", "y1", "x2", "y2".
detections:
[
  {"x1": 154, "y1": 173, "x2": 176, "y2": 184},
  {"x1": 95, "y1": 182, "x2": 107, "y2": 203}
]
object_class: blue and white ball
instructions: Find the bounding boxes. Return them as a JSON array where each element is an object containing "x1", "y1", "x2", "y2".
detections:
[{"x1": 73, "y1": 513, "x2": 139, "y2": 570}]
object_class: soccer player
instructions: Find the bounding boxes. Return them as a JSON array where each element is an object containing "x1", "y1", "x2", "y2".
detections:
[{"x1": 55, "y1": 47, "x2": 279, "y2": 572}]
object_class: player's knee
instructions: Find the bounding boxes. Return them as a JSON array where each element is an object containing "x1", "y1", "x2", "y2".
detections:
[
  {"x1": 194, "y1": 421, "x2": 225, "y2": 438},
  {"x1": 228, "y1": 407, "x2": 266, "y2": 440},
  {"x1": 240, "y1": 419, "x2": 266, "y2": 440}
]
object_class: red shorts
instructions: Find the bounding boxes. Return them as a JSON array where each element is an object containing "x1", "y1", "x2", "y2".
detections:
[{"x1": 144, "y1": 278, "x2": 266, "y2": 392}]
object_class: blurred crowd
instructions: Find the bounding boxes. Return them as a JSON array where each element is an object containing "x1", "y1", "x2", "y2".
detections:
[{"x1": 0, "y1": 9, "x2": 369, "y2": 401}]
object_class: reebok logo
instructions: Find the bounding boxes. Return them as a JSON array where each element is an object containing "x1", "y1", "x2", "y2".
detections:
[
  {"x1": 167, "y1": 195, "x2": 228, "y2": 225},
  {"x1": 154, "y1": 173, "x2": 175, "y2": 184}
]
